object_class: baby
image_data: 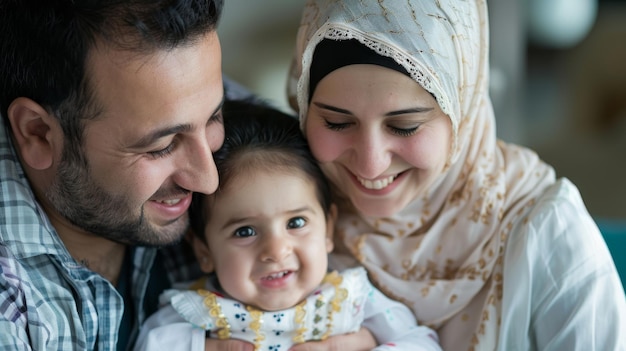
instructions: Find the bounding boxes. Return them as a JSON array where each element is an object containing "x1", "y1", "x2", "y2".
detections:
[{"x1": 134, "y1": 100, "x2": 441, "y2": 351}]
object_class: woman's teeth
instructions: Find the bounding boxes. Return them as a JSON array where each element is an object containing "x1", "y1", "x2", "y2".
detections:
[{"x1": 358, "y1": 175, "x2": 396, "y2": 190}]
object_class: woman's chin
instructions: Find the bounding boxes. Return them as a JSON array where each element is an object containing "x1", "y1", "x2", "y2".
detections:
[{"x1": 352, "y1": 197, "x2": 405, "y2": 218}]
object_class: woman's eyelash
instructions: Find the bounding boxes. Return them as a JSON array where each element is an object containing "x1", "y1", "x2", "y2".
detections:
[
  {"x1": 325, "y1": 120, "x2": 420, "y2": 136},
  {"x1": 390, "y1": 126, "x2": 419, "y2": 136},
  {"x1": 324, "y1": 120, "x2": 351, "y2": 131}
]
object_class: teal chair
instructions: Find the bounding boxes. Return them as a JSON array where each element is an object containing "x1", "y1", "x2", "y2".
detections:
[{"x1": 597, "y1": 219, "x2": 626, "y2": 289}]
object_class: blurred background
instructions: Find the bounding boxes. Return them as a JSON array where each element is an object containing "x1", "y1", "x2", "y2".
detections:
[{"x1": 218, "y1": 0, "x2": 626, "y2": 220}]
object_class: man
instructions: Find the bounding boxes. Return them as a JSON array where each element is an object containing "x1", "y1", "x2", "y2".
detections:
[
  {"x1": 0, "y1": 1, "x2": 375, "y2": 350},
  {"x1": 0, "y1": 1, "x2": 253, "y2": 350}
]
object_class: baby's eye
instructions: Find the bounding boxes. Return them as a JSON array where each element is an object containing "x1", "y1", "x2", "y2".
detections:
[
  {"x1": 287, "y1": 217, "x2": 306, "y2": 229},
  {"x1": 234, "y1": 226, "x2": 256, "y2": 238}
]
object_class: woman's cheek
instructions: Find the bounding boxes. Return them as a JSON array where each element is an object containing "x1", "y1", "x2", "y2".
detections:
[
  {"x1": 405, "y1": 133, "x2": 449, "y2": 171},
  {"x1": 307, "y1": 127, "x2": 343, "y2": 163}
]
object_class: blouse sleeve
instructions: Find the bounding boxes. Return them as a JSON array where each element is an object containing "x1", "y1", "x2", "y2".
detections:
[
  {"x1": 500, "y1": 178, "x2": 626, "y2": 350},
  {"x1": 361, "y1": 281, "x2": 442, "y2": 351}
]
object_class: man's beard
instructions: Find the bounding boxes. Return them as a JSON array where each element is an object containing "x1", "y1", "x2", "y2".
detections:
[{"x1": 45, "y1": 149, "x2": 189, "y2": 247}]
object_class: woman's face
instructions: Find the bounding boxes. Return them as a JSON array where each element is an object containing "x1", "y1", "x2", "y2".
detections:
[{"x1": 306, "y1": 64, "x2": 452, "y2": 217}]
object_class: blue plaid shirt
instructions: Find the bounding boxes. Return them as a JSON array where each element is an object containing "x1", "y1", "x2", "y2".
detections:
[
  {"x1": 0, "y1": 117, "x2": 209, "y2": 350},
  {"x1": 0, "y1": 118, "x2": 205, "y2": 350},
  {"x1": 0, "y1": 78, "x2": 254, "y2": 350}
]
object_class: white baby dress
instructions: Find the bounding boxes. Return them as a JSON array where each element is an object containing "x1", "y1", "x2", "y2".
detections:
[{"x1": 164, "y1": 267, "x2": 370, "y2": 350}]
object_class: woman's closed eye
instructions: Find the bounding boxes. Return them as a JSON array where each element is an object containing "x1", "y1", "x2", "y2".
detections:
[
  {"x1": 389, "y1": 124, "x2": 420, "y2": 137},
  {"x1": 324, "y1": 119, "x2": 353, "y2": 131}
]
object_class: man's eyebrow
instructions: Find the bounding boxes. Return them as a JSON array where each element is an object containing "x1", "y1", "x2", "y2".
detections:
[
  {"x1": 129, "y1": 124, "x2": 192, "y2": 149},
  {"x1": 129, "y1": 96, "x2": 225, "y2": 149}
]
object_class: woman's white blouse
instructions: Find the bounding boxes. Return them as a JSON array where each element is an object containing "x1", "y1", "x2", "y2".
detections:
[{"x1": 499, "y1": 178, "x2": 626, "y2": 350}]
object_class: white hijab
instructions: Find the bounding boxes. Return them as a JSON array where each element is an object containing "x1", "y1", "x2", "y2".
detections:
[{"x1": 288, "y1": 1, "x2": 555, "y2": 350}]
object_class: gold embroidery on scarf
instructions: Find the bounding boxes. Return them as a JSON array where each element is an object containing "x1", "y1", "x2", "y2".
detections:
[
  {"x1": 471, "y1": 334, "x2": 480, "y2": 345},
  {"x1": 198, "y1": 290, "x2": 231, "y2": 339},
  {"x1": 401, "y1": 259, "x2": 420, "y2": 280},
  {"x1": 355, "y1": 235, "x2": 366, "y2": 262},
  {"x1": 482, "y1": 310, "x2": 490, "y2": 321},
  {"x1": 450, "y1": 294, "x2": 457, "y2": 304}
]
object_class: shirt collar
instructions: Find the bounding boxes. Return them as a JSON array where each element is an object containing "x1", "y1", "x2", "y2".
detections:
[{"x1": 0, "y1": 122, "x2": 70, "y2": 260}]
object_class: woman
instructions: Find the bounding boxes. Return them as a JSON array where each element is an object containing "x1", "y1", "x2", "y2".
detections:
[{"x1": 287, "y1": 0, "x2": 626, "y2": 350}]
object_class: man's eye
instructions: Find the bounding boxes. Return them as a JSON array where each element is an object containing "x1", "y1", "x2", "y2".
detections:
[
  {"x1": 287, "y1": 217, "x2": 306, "y2": 229},
  {"x1": 234, "y1": 226, "x2": 256, "y2": 238},
  {"x1": 147, "y1": 143, "x2": 175, "y2": 158}
]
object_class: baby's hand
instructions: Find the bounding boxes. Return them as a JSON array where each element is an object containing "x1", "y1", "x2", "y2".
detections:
[{"x1": 288, "y1": 328, "x2": 376, "y2": 351}]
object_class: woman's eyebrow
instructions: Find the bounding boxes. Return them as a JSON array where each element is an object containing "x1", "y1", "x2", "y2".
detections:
[
  {"x1": 385, "y1": 107, "x2": 433, "y2": 116},
  {"x1": 313, "y1": 101, "x2": 433, "y2": 116},
  {"x1": 313, "y1": 102, "x2": 352, "y2": 115}
]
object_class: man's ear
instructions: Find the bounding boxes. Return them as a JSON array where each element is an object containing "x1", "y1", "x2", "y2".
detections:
[
  {"x1": 6, "y1": 97, "x2": 59, "y2": 170},
  {"x1": 325, "y1": 203, "x2": 338, "y2": 253},
  {"x1": 191, "y1": 234, "x2": 215, "y2": 273}
]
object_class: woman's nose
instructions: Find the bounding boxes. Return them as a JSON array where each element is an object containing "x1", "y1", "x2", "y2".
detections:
[{"x1": 352, "y1": 131, "x2": 392, "y2": 179}]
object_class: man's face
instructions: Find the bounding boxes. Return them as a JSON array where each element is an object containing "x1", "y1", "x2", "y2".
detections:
[{"x1": 46, "y1": 32, "x2": 224, "y2": 246}]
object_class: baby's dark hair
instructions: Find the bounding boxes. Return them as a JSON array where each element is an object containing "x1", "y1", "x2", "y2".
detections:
[{"x1": 189, "y1": 99, "x2": 332, "y2": 240}]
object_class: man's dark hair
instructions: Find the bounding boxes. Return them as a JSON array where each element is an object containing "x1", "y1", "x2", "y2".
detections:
[
  {"x1": 189, "y1": 99, "x2": 333, "y2": 240},
  {"x1": 0, "y1": 0, "x2": 223, "y2": 155}
]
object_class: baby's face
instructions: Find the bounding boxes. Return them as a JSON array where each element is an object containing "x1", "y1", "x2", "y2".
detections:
[{"x1": 202, "y1": 168, "x2": 334, "y2": 311}]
